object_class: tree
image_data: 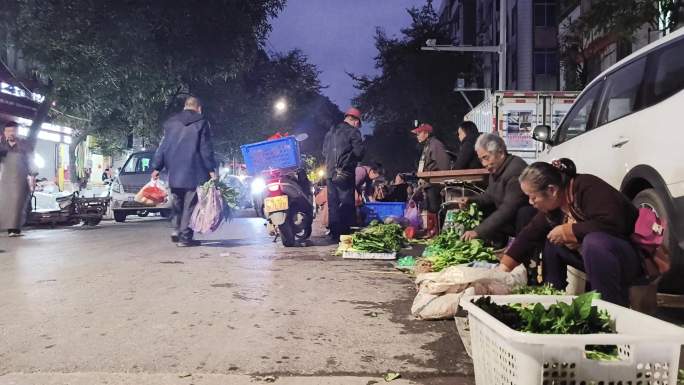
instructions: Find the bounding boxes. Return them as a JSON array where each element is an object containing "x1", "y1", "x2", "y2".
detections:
[
  {"x1": 350, "y1": 2, "x2": 475, "y2": 176},
  {"x1": 4, "y1": 0, "x2": 286, "y2": 181}
]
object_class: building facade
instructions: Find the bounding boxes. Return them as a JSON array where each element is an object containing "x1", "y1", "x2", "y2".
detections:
[{"x1": 439, "y1": 0, "x2": 560, "y2": 91}]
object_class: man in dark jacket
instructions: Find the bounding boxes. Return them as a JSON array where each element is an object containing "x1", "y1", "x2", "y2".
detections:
[
  {"x1": 152, "y1": 96, "x2": 217, "y2": 247},
  {"x1": 452, "y1": 121, "x2": 483, "y2": 170},
  {"x1": 460, "y1": 133, "x2": 535, "y2": 248},
  {"x1": 413, "y1": 123, "x2": 450, "y2": 237},
  {"x1": 322, "y1": 107, "x2": 365, "y2": 240}
]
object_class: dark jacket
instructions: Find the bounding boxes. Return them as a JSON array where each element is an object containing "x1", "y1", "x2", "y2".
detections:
[
  {"x1": 507, "y1": 174, "x2": 639, "y2": 263},
  {"x1": 322, "y1": 121, "x2": 365, "y2": 177},
  {"x1": 470, "y1": 154, "x2": 529, "y2": 239},
  {"x1": 419, "y1": 136, "x2": 450, "y2": 172},
  {"x1": 152, "y1": 110, "x2": 217, "y2": 189},
  {"x1": 452, "y1": 134, "x2": 482, "y2": 170}
]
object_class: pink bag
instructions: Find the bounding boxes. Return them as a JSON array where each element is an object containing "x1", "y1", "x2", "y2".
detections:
[
  {"x1": 404, "y1": 200, "x2": 422, "y2": 229},
  {"x1": 631, "y1": 207, "x2": 670, "y2": 278}
]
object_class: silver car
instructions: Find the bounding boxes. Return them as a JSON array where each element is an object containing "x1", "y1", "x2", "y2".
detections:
[{"x1": 110, "y1": 151, "x2": 173, "y2": 223}]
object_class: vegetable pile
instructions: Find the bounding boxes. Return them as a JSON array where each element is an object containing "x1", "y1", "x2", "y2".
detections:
[
  {"x1": 351, "y1": 221, "x2": 407, "y2": 253},
  {"x1": 422, "y1": 230, "x2": 497, "y2": 271},
  {"x1": 474, "y1": 292, "x2": 619, "y2": 360}
]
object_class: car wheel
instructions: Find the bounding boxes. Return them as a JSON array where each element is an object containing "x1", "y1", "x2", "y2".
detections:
[
  {"x1": 633, "y1": 188, "x2": 680, "y2": 293},
  {"x1": 114, "y1": 210, "x2": 127, "y2": 223},
  {"x1": 137, "y1": 210, "x2": 149, "y2": 217}
]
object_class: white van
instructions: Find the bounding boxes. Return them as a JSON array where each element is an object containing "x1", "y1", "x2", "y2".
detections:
[{"x1": 532, "y1": 28, "x2": 684, "y2": 292}]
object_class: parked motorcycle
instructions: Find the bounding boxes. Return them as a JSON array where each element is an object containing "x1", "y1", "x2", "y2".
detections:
[
  {"x1": 262, "y1": 166, "x2": 314, "y2": 247},
  {"x1": 26, "y1": 191, "x2": 110, "y2": 227}
]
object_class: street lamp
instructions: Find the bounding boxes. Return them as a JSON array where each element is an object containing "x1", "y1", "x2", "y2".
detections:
[{"x1": 274, "y1": 99, "x2": 287, "y2": 115}]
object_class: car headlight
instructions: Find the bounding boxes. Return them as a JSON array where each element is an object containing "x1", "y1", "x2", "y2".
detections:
[
  {"x1": 111, "y1": 179, "x2": 122, "y2": 193},
  {"x1": 251, "y1": 177, "x2": 266, "y2": 194}
]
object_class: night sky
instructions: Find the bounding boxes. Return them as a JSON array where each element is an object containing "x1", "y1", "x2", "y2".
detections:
[{"x1": 269, "y1": 0, "x2": 429, "y2": 114}]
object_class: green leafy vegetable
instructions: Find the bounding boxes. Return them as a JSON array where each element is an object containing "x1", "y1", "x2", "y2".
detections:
[
  {"x1": 422, "y1": 230, "x2": 497, "y2": 271},
  {"x1": 202, "y1": 179, "x2": 240, "y2": 209},
  {"x1": 351, "y1": 222, "x2": 406, "y2": 253},
  {"x1": 444, "y1": 203, "x2": 483, "y2": 235},
  {"x1": 474, "y1": 292, "x2": 615, "y2": 335},
  {"x1": 512, "y1": 284, "x2": 564, "y2": 295}
]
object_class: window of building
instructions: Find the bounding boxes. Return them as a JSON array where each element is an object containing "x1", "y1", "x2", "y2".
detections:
[
  {"x1": 534, "y1": 0, "x2": 556, "y2": 27},
  {"x1": 597, "y1": 57, "x2": 647, "y2": 126},
  {"x1": 534, "y1": 49, "x2": 558, "y2": 76}
]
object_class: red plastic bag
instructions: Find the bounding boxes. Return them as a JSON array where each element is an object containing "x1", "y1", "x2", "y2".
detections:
[{"x1": 135, "y1": 180, "x2": 167, "y2": 205}]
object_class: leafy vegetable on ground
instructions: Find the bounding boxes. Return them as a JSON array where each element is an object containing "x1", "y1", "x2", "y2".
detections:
[
  {"x1": 351, "y1": 222, "x2": 407, "y2": 253},
  {"x1": 512, "y1": 283, "x2": 565, "y2": 295},
  {"x1": 444, "y1": 203, "x2": 483, "y2": 234},
  {"x1": 474, "y1": 292, "x2": 619, "y2": 360},
  {"x1": 422, "y1": 230, "x2": 497, "y2": 271}
]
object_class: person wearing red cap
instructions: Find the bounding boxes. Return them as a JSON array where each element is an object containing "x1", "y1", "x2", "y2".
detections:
[
  {"x1": 412, "y1": 123, "x2": 450, "y2": 237},
  {"x1": 322, "y1": 107, "x2": 365, "y2": 241}
]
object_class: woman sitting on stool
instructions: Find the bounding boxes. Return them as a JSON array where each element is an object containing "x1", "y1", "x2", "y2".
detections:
[{"x1": 498, "y1": 158, "x2": 642, "y2": 306}]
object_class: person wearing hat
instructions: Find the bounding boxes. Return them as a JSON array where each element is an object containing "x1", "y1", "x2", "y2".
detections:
[
  {"x1": 322, "y1": 107, "x2": 365, "y2": 241},
  {"x1": 412, "y1": 123, "x2": 450, "y2": 237}
]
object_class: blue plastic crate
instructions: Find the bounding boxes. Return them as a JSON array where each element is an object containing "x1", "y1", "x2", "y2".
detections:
[
  {"x1": 362, "y1": 202, "x2": 406, "y2": 225},
  {"x1": 240, "y1": 137, "x2": 300, "y2": 175}
]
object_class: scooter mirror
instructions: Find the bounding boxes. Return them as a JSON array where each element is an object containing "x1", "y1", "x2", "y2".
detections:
[{"x1": 294, "y1": 133, "x2": 309, "y2": 142}]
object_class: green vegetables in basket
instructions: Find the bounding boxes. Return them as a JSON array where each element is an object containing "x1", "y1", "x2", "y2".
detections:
[
  {"x1": 475, "y1": 292, "x2": 614, "y2": 335},
  {"x1": 422, "y1": 230, "x2": 497, "y2": 271},
  {"x1": 351, "y1": 222, "x2": 406, "y2": 253},
  {"x1": 203, "y1": 179, "x2": 240, "y2": 209}
]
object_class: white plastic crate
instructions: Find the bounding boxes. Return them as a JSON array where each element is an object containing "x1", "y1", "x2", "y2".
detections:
[{"x1": 460, "y1": 295, "x2": 684, "y2": 385}]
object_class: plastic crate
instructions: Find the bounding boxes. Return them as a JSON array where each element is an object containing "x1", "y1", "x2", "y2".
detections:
[
  {"x1": 240, "y1": 137, "x2": 300, "y2": 175},
  {"x1": 460, "y1": 295, "x2": 684, "y2": 385},
  {"x1": 362, "y1": 202, "x2": 406, "y2": 225}
]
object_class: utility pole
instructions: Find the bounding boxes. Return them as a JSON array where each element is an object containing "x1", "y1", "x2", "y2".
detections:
[{"x1": 421, "y1": 0, "x2": 507, "y2": 90}]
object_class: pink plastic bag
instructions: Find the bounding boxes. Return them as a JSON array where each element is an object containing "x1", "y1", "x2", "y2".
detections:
[
  {"x1": 404, "y1": 200, "x2": 422, "y2": 229},
  {"x1": 189, "y1": 185, "x2": 226, "y2": 234}
]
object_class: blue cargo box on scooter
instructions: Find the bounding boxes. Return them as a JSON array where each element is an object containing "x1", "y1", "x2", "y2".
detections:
[{"x1": 240, "y1": 137, "x2": 301, "y2": 175}]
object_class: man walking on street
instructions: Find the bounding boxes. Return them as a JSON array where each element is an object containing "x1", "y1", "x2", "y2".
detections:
[
  {"x1": 322, "y1": 107, "x2": 365, "y2": 241},
  {"x1": 0, "y1": 121, "x2": 35, "y2": 237},
  {"x1": 151, "y1": 96, "x2": 217, "y2": 247}
]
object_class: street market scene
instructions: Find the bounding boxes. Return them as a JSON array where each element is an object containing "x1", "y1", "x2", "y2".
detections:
[{"x1": 2, "y1": 1, "x2": 684, "y2": 384}]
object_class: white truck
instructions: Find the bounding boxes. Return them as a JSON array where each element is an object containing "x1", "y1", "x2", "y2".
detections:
[{"x1": 465, "y1": 91, "x2": 579, "y2": 163}]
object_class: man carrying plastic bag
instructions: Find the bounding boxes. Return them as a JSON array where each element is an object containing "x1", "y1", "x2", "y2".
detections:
[{"x1": 151, "y1": 96, "x2": 217, "y2": 247}]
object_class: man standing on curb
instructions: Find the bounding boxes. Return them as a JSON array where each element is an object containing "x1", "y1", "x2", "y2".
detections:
[
  {"x1": 152, "y1": 96, "x2": 217, "y2": 247},
  {"x1": 322, "y1": 107, "x2": 365, "y2": 242}
]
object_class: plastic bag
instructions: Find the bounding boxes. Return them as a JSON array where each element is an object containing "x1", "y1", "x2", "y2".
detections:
[
  {"x1": 189, "y1": 184, "x2": 226, "y2": 234},
  {"x1": 404, "y1": 200, "x2": 421, "y2": 229},
  {"x1": 411, "y1": 264, "x2": 527, "y2": 320},
  {"x1": 135, "y1": 180, "x2": 167, "y2": 205}
]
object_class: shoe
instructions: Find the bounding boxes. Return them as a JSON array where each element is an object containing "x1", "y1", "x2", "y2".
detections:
[
  {"x1": 8, "y1": 232, "x2": 23, "y2": 238},
  {"x1": 177, "y1": 240, "x2": 201, "y2": 247},
  {"x1": 171, "y1": 233, "x2": 179, "y2": 243}
]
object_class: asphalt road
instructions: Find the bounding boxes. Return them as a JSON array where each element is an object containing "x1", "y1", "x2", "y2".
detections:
[{"x1": 0, "y1": 213, "x2": 474, "y2": 385}]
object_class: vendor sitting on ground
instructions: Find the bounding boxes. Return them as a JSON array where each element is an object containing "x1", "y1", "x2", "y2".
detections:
[
  {"x1": 459, "y1": 133, "x2": 535, "y2": 248},
  {"x1": 498, "y1": 159, "x2": 642, "y2": 306}
]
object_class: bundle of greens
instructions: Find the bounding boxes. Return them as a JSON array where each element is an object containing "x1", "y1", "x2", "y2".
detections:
[
  {"x1": 351, "y1": 222, "x2": 406, "y2": 253},
  {"x1": 422, "y1": 230, "x2": 497, "y2": 271},
  {"x1": 447, "y1": 203, "x2": 483, "y2": 233},
  {"x1": 474, "y1": 292, "x2": 618, "y2": 360},
  {"x1": 512, "y1": 283, "x2": 565, "y2": 295},
  {"x1": 202, "y1": 179, "x2": 240, "y2": 209}
]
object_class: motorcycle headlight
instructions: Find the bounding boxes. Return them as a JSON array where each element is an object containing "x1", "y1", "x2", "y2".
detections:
[
  {"x1": 111, "y1": 179, "x2": 122, "y2": 193},
  {"x1": 251, "y1": 177, "x2": 266, "y2": 195}
]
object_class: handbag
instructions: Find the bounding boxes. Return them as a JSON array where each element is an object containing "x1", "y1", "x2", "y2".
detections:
[{"x1": 631, "y1": 207, "x2": 671, "y2": 280}]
